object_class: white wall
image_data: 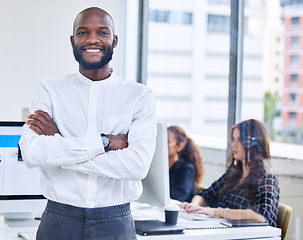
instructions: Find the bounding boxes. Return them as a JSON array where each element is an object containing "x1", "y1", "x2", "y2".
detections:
[{"x1": 0, "y1": 0, "x2": 124, "y2": 121}]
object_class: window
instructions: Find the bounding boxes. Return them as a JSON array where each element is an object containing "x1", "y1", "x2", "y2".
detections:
[
  {"x1": 147, "y1": 1, "x2": 230, "y2": 140},
  {"x1": 292, "y1": 17, "x2": 300, "y2": 28},
  {"x1": 290, "y1": 55, "x2": 299, "y2": 67},
  {"x1": 207, "y1": 15, "x2": 230, "y2": 33},
  {"x1": 289, "y1": 93, "x2": 297, "y2": 104},
  {"x1": 149, "y1": 10, "x2": 192, "y2": 24},
  {"x1": 144, "y1": 1, "x2": 303, "y2": 147},
  {"x1": 290, "y1": 74, "x2": 298, "y2": 85},
  {"x1": 289, "y1": 111, "x2": 297, "y2": 122},
  {"x1": 291, "y1": 36, "x2": 299, "y2": 48},
  {"x1": 140, "y1": 2, "x2": 302, "y2": 235}
]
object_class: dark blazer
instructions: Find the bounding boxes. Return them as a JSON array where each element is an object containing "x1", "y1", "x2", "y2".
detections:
[{"x1": 169, "y1": 158, "x2": 195, "y2": 202}]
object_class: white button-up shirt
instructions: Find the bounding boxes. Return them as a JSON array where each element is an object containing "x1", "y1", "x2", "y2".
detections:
[{"x1": 19, "y1": 69, "x2": 157, "y2": 208}]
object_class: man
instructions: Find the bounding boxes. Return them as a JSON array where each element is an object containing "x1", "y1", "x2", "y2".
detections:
[{"x1": 19, "y1": 7, "x2": 157, "y2": 240}]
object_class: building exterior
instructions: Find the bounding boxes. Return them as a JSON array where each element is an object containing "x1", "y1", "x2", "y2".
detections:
[{"x1": 281, "y1": 0, "x2": 303, "y2": 144}]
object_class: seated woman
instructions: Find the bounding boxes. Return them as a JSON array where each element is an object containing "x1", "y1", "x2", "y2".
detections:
[
  {"x1": 168, "y1": 126, "x2": 204, "y2": 203},
  {"x1": 180, "y1": 119, "x2": 279, "y2": 227}
]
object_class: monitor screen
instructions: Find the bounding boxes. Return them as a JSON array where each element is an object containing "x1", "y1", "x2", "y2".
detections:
[
  {"x1": 0, "y1": 121, "x2": 46, "y2": 227},
  {"x1": 136, "y1": 122, "x2": 170, "y2": 208}
]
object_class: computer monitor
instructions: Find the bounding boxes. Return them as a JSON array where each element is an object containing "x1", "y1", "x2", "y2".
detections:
[
  {"x1": 136, "y1": 122, "x2": 171, "y2": 208},
  {"x1": 0, "y1": 121, "x2": 46, "y2": 227}
]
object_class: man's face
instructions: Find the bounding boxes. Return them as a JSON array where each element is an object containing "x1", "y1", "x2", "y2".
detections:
[{"x1": 71, "y1": 10, "x2": 117, "y2": 70}]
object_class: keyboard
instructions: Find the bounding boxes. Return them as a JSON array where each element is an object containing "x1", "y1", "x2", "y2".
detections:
[{"x1": 18, "y1": 231, "x2": 36, "y2": 240}]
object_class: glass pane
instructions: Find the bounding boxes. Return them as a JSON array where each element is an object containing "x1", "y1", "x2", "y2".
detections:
[
  {"x1": 242, "y1": 0, "x2": 303, "y2": 146},
  {"x1": 146, "y1": 0, "x2": 231, "y2": 186},
  {"x1": 145, "y1": 0, "x2": 303, "y2": 235},
  {"x1": 291, "y1": 35, "x2": 299, "y2": 47},
  {"x1": 292, "y1": 17, "x2": 300, "y2": 28},
  {"x1": 242, "y1": 0, "x2": 303, "y2": 236}
]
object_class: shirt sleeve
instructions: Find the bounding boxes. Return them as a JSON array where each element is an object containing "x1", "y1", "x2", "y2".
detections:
[
  {"x1": 19, "y1": 81, "x2": 105, "y2": 168},
  {"x1": 253, "y1": 173, "x2": 280, "y2": 227},
  {"x1": 61, "y1": 90, "x2": 157, "y2": 181},
  {"x1": 199, "y1": 172, "x2": 228, "y2": 207}
]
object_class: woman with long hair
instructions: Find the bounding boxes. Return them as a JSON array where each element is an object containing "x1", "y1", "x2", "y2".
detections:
[
  {"x1": 180, "y1": 119, "x2": 279, "y2": 226},
  {"x1": 168, "y1": 126, "x2": 204, "y2": 202}
]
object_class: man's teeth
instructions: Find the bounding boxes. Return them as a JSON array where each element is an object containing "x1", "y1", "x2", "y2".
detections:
[{"x1": 85, "y1": 49, "x2": 101, "y2": 53}]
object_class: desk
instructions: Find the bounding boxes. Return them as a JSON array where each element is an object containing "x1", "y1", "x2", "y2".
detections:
[
  {"x1": 0, "y1": 208, "x2": 281, "y2": 240},
  {"x1": 132, "y1": 205, "x2": 281, "y2": 240},
  {"x1": 137, "y1": 228, "x2": 281, "y2": 240}
]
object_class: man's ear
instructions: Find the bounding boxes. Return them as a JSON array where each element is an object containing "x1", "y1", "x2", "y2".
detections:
[
  {"x1": 70, "y1": 35, "x2": 74, "y2": 46},
  {"x1": 113, "y1": 35, "x2": 118, "y2": 48}
]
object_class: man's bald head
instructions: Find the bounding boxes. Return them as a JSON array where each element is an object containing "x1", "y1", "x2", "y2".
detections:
[{"x1": 72, "y1": 7, "x2": 115, "y2": 34}]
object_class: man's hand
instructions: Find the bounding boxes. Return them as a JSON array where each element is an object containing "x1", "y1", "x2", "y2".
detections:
[
  {"x1": 107, "y1": 134, "x2": 128, "y2": 151},
  {"x1": 25, "y1": 110, "x2": 60, "y2": 136}
]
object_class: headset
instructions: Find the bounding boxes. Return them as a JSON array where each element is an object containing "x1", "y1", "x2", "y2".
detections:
[
  {"x1": 240, "y1": 121, "x2": 266, "y2": 165},
  {"x1": 241, "y1": 122, "x2": 260, "y2": 149}
]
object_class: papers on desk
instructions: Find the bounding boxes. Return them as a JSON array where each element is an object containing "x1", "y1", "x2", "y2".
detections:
[
  {"x1": 182, "y1": 220, "x2": 229, "y2": 230},
  {"x1": 178, "y1": 210, "x2": 228, "y2": 230}
]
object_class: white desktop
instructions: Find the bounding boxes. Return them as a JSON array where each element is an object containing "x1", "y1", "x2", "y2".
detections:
[
  {"x1": 136, "y1": 122, "x2": 170, "y2": 208},
  {"x1": 0, "y1": 122, "x2": 47, "y2": 228}
]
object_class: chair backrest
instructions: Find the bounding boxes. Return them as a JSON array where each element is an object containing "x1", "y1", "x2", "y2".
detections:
[{"x1": 276, "y1": 203, "x2": 292, "y2": 240}]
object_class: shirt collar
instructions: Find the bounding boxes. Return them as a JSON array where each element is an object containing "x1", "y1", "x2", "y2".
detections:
[{"x1": 76, "y1": 68, "x2": 115, "y2": 85}]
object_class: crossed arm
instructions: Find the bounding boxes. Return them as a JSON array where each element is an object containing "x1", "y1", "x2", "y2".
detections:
[{"x1": 26, "y1": 110, "x2": 128, "y2": 151}]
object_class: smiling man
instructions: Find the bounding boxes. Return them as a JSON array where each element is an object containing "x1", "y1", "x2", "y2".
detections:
[
  {"x1": 19, "y1": 7, "x2": 157, "y2": 240},
  {"x1": 71, "y1": 8, "x2": 117, "y2": 74}
]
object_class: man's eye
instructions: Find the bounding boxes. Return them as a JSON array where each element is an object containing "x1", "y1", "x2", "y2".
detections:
[
  {"x1": 77, "y1": 31, "x2": 87, "y2": 35},
  {"x1": 99, "y1": 31, "x2": 109, "y2": 36}
]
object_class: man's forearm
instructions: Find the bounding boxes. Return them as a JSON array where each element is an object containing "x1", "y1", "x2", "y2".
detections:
[{"x1": 107, "y1": 134, "x2": 128, "y2": 151}]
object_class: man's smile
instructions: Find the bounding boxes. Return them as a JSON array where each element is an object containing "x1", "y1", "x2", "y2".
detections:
[
  {"x1": 83, "y1": 47, "x2": 103, "y2": 53},
  {"x1": 84, "y1": 48, "x2": 102, "y2": 53}
]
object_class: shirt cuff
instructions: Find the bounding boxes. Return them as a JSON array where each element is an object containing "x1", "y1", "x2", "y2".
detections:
[{"x1": 85, "y1": 134, "x2": 104, "y2": 158}]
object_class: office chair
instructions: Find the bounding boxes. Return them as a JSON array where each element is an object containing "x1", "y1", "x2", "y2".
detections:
[{"x1": 276, "y1": 203, "x2": 292, "y2": 240}]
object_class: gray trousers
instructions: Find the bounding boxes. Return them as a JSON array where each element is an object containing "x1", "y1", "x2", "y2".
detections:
[{"x1": 36, "y1": 200, "x2": 137, "y2": 240}]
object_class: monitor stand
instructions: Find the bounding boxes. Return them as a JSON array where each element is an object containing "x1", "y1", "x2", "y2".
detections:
[{"x1": 4, "y1": 212, "x2": 40, "y2": 228}]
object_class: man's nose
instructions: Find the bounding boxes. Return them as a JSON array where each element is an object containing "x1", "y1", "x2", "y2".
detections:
[{"x1": 86, "y1": 33, "x2": 100, "y2": 44}]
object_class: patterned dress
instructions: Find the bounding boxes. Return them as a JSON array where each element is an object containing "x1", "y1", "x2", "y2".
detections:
[{"x1": 198, "y1": 169, "x2": 279, "y2": 226}]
